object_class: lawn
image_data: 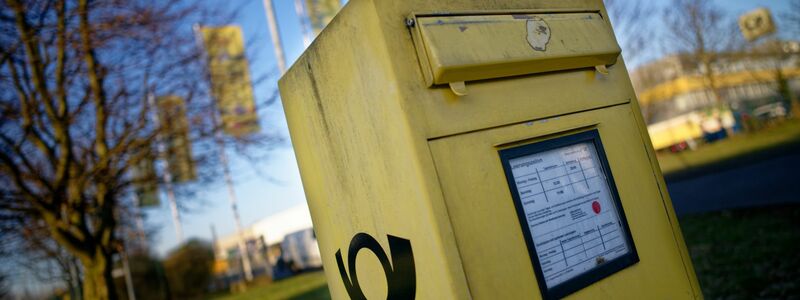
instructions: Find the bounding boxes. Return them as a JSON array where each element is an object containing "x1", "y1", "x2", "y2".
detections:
[
  {"x1": 649, "y1": 120, "x2": 800, "y2": 298},
  {"x1": 679, "y1": 205, "x2": 800, "y2": 299},
  {"x1": 211, "y1": 271, "x2": 330, "y2": 300},
  {"x1": 657, "y1": 119, "x2": 800, "y2": 176}
]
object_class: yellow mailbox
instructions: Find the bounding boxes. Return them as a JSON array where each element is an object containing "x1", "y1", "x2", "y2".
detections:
[{"x1": 279, "y1": 0, "x2": 701, "y2": 299}]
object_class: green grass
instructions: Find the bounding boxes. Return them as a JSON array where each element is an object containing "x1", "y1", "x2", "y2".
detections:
[
  {"x1": 679, "y1": 205, "x2": 800, "y2": 299},
  {"x1": 657, "y1": 119, "x2": 800, "y2": 175},
  {"x1": 211, "y1": 271, "x2": 331, "y2": 300},
  {"x1": 215, "y1": 206, "x2": 800, "y2": 300},
  {"x1": 656, "y1": 120, "x2": 800, "y2": 298}
]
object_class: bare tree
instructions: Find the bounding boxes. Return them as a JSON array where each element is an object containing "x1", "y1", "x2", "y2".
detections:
[
  {"x1": 0, "y1": 272, "x2": 8, "y2": 300},
  {"x1": 662, "y1": 0, "x2": 739, "y2": 107},
  {"x1": 781, "y1": 1, "x2": 800, "y2": 115},
  {"x1": 604, "y1": 0, "x2": 660, "y2": 122},
  {"x1": 604, "y1": 0, "x2": 657, "y2": 67},
  {"x1": 17, "y1": 220, "x2": 84, "y2": 299},
  {"x1": 0, "y1": 1, "x2": 278, "y2": 299},
  {"x1": 784, "y1": 0, "x2": 800, "y2": 38}
]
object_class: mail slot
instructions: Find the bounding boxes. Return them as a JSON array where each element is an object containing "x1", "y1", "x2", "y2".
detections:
[
  {"x1": 413, "y1": 13, "x2": 620, "y2": 86},
  {"x1": 279, "y1": 0, "x2": 701, "y2": 299}
]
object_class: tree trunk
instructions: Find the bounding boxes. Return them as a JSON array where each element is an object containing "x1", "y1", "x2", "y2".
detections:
[
  {"x1": 81, "y1": 250, "x2": 118, "y2": 300},
  {"x1": 70, "y1": 258, "x2": 84, "y2": 300},
  {"x1": 701, "y1": 57, "x2": 723, "y2": 107}
]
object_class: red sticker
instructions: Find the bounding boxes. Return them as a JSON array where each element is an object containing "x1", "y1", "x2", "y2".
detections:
[{"x1": 592, "y1": 201, "x2": 601, "y2": 214}]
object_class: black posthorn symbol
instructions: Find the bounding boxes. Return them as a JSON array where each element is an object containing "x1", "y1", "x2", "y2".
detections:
[{"x1": 335, "y1": 233, "x2": 416, "y2": 300}]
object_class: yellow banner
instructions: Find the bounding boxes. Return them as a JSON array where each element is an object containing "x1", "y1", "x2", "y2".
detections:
[
  {"x1": 305, "y1": 0, "x2": 341, "y2": 35},
  {"x1": 133, "y1": 151, "x2": 160, "y2": 207},
  {"x1": 200, "y1": 26, "x2": 260, "y2": 137},
  {"x1": 158, "y1": 95, "x2": 197, "y2": 182}
]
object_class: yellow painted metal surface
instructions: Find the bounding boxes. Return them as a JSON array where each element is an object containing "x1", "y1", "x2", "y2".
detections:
[
  {"x1": 279, "y1": 0, "x2": 701, "y2": 299},
  {"x1": 429, "y1": 105, "x2": 695, "y2": 299},
  {"x1": 416, "y1": 13, "x2": 620, "y2": 85}
]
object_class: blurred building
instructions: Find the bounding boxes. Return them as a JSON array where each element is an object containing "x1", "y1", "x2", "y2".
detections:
[
  {"x1": 632, "y1": 40, "x2": 800, "y2": 124},
  {"x1": 212, "y1": 203, "x2": 318, "y2": 285},
  {"x1": 630, "y1": 40, "x2": 800, "y2": 150}
]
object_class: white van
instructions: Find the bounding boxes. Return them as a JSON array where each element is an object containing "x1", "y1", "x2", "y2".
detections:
[{"x1": 280, "y1": 228, "x2": 323, "y2": 272}]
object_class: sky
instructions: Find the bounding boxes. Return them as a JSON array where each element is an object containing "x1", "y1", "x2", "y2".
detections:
[
  {"x1": 147, "y1": 0, "x2": 319, "y2": 255},
  {"x1": 147, "y1": 0, "x2": 797, "y2": 256}
]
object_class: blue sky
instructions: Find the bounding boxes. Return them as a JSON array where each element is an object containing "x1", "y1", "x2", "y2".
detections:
[
  {"x1": 147, "y1": 0, "x2": 797, "y2": 255},
  {"x1": 148, "y1": 0, "x2": 315, "y2": 255}
]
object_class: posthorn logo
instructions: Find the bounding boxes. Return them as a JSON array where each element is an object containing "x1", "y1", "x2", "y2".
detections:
[{"x1": 335, "y1": 233, "x2": 416, "y2": 300}]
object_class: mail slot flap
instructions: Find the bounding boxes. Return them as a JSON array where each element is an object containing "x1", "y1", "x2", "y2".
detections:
[{"x1": 414, "y1": 13, "x2": 621, "y2": 86}]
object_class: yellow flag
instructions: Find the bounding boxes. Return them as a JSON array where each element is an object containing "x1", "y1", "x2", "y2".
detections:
[
  {"x1": 133, "y1": 151, "x2": 160, "y2": 207},
  {"x1": 305, "y1": 0, "x2": 341, "y2": 35},
  {"x1": 200, "y1": 26, "x2": 260, "y2": 137},
  {"x1": 158, "y1": 95, "x2": 197, "y2": 182}
]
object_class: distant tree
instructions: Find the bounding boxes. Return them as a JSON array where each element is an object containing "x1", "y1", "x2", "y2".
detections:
[
  {"x1": 14, "y1": 223, "x2": 83, "y2": 300},
  {"x1": 735, "y1": 7, "x2": 800, "y2": 117},
  {"x1": 163, "y1": 239, "x2": 215, "y2": 299},
  {"x1": 0, "y1": 272, "x2": 9, "y2": 300},
  {"x1": 604, "y1": 0, "x2": 659, "y2": 120},
  {"x1": 782, "y1": 0, "x2": 800, "y2": 115},
  {"x1": 784, "y1": 0, "x2": 800, "y2": 38},
  {"x1": 604, "y1": 0, "x2": 657, "y2": 67},
  {"x1": 662, "y1": 0, "x2": 739, "y2": 107},
  {"x1": 0, "y1": 1, "x2": 278, "y2": 299},
  {"x1": 113, "y1": 253, "x2": 169, "y2": 300}
]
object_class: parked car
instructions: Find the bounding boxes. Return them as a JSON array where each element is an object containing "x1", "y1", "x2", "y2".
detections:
[{"x1": 753, "y1": 102, "x2": 787, "y2": 121}]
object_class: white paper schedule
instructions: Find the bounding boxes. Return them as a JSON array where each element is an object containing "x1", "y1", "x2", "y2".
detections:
[{"x1": 508, "y1": 141, "x2": 631, "y2": 288}]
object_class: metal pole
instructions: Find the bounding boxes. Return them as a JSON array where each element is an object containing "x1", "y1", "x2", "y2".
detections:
[
  {"x1": 192, "y1": 24, "x2": 254, "y2": 283},
  {"x1": 69, "y1": 258, "x2": 82, "y2": 300},
  {"x1": 165, "y1": 183, "x2": 182, "y2": 243},
  {"x1": 263, "y1": 0, "x2": 287, "y2": 73},
  {"x1": 210, "y1": 223, "x2": 218, "y2": 253},
  {"x1": 147, "y1": 93, "x2": 184, "y2": 243},
  {"x1": 216, "y1": 133, "x2": 254, "y2": 282},
  {"x1": 121, "y1": 246, "x2": 137, "y2": 300},
  {"x1": 132, "y1": 194, "x2": 149, "y2": 251},
  {"x1": 294, "y1": 0, "x2": 312, "y2": 47}
]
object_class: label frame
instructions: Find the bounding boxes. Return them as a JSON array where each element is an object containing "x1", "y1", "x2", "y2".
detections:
[{"x1": 498, "y1": 129, "x2": 639, "y2": 299}]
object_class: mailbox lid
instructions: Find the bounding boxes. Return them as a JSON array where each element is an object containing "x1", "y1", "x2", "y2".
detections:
[
  {"x1": 407, "y1": 10, "x2": 634, "y2": 139},
  {"x1": 414, "y1": 12, "x2": 621, "y2": 86}
]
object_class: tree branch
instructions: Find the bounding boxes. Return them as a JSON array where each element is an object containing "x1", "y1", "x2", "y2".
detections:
[
  {"x1": 6, "y1": 60, "x2": 55, "y2": 161},
  {"x1": 52, "y1": 0, "x2": 72, "y2": 198},
  {"x1": 7, "y1": 0, "x2": 58, "y2": 122}
]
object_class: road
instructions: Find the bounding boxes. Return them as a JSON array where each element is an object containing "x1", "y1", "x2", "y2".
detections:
[{"x1": 665, "y1": 143, "x2": 800, "y2": 216}]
